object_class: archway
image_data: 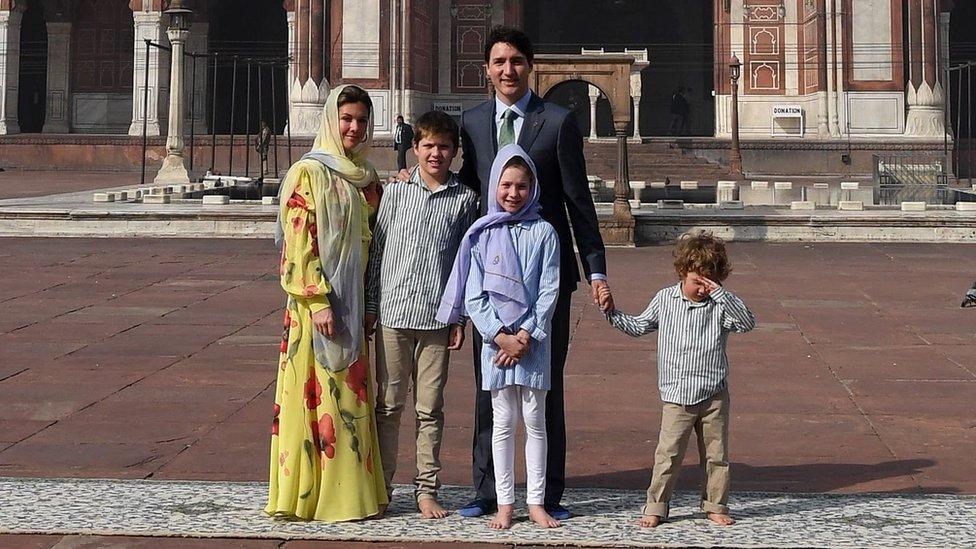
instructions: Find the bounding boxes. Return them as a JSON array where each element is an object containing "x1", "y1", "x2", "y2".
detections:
[
  {"x1": 207, "y1": 0, "x2": 288, "y2": 135},
  {"x1": 523, "y1": 0, "x2": 714, "y2": 137},
  {"x1": 17, "y1": 0, "x2": 46, "y2": 133},
  {"x1": 70, "y1": 0, "x2": 133, "y2": 133}
]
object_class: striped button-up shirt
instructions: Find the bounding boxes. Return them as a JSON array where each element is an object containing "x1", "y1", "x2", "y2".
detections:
[
  {"x1": 608, "y1": 283, "x2": 756, "y2": 405},
  {"x1": 365, "y1": 170, "x2": 479, "y2": 331}
]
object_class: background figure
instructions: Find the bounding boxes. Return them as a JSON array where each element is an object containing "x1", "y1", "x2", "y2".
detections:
[
  {"x1": 393, "y1": 115, "x2": 414, "y2": 171},
  {"x1": 255, "y1": 120, "x2": 272, "y2": 176},
  {"x1": 667, "y1": 87, "x2": 690, "y2": 136},
  {"x1": 961, "y1": 280, "x2": 976, "y2": 307}
]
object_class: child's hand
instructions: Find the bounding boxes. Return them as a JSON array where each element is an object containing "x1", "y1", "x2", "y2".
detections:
[
  {"x1": 697, "y1": 276, "x2": 720, "y2": 297},
  {"x1": 596, "y1": 285, "x2": 615, "y2": 312},
  {"x1": 494, "y1": 332, "x2": 527, "y2": 359},
  {"x1": 447, "y1": 323, "x2": 465, "y2": 350}
]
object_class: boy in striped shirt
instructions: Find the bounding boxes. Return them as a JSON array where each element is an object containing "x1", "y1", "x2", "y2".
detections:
[
  {"x1": 600, "y1": 231, "x2": 755, "y2": 528},
  {"x1": 366, "y1": 110, "x2": 479, "y2": 518}
]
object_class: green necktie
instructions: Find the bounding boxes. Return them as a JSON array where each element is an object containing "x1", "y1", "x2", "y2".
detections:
[{"x1": 498, "y1": 108, "x2": 518, "y2": 147}]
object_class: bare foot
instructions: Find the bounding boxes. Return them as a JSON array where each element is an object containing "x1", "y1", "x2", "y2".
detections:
[
  {"x1": 707, "y1": 512, "x2": 735, "y2": 526},
  {"x1": 527, "y1": 504, "x2": 561, "y2": 528},
  {"x1": 637, "y1": 514, "x2": 662, "y2": 528},
  {"x1": 418, "y1": 498, "x2": 449, "y2": 519},
  {"x1": 487, "y1": 504, "x2": 514, "y2": 529}
]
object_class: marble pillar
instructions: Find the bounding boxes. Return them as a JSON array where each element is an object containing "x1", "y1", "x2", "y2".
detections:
[
  {"x1": 155, "y1": 24, "x2": 190, "y2": 184},
  {"x1": 287, "y1": 0, "x2": 328, "y2": 137},
  {"x1": 587, "y1": 84, "x2": 599, "y2": 140},
  {"x1": 42, "y1": 21, "x2": 70, "y2": 133},
  {"x1": 905, "y1": 0, "x2": 946, "y2": 137},
  {"x1": 128, "y1": 10, "x2": 168, "y2": 136},
  {"x1": 0, "y1": 7, "x2": 23, "y2": 134}
]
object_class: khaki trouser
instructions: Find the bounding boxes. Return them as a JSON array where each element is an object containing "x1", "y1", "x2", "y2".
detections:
[
  {"x1": 643, "y1": 388, "x2": 731, "y2": 518},
  {"x1": 374, "y1": 325, "x2": 450, "y2": 502}
]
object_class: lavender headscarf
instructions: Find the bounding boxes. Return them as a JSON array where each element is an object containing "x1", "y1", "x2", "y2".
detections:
[{"x1": 436, "y1": 144, "x2": 541, "y2": 327}]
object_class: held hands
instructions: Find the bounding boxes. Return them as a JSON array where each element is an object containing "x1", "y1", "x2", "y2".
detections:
[
  {"x1": 447, "y1": 323, "x2": 466, "y2": 350},
  {"x1": 591, "y1": 279, "x2": 615, "y2": 313},
  {"x1": 312, "y1": 308, "x2": 337, "y2": 339},
  {"x1": 493, "y1": 329, "x2": 531, "y2": 368}
]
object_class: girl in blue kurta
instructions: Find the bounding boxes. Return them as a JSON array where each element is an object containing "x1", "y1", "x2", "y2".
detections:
[{"x1": 437, "y1": 144, "x2": 561, "y2": 529}]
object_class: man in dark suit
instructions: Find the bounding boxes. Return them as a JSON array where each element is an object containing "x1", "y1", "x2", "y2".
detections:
[
  {"x1": 456, "y1": 26, "x2": 615, "y2": 520},
  {"x1": 393, "y1": 115, "x2": 414, "y2": 170}
]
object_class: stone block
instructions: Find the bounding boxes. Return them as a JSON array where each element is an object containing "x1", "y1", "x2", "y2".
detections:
[
  {"x1": 262, "y1": 196, "x2": 279, "y2": 206},
  {"x1": 629, "y1": 180, "x2": 646, "y2": 190},
  {"x1": 604, "y1": 179, "x2": 615, "y2": 189},
  {"x1": 129, "y1": 189, "x2": 143, "y2": 199},
  {"x1": 716, "y1": 180, "x2": 736, "y2": 203},
  {"x1": 680, "y1": 180, "x2": 699, "y2": 190},
  {"x1": 751, "y1": 181, "x2": 769, "y2": 189},
  {"x1": 838, "y1": 200, "x2": 864, "y2": 211},
  {"x1": 719, "y1": 200, "x2": 744, "y2": 210},
  {"x1": 92, "y1": 193, "x2": 114, "y2": 203},
  {"x1": 774, "y1": 181, "x2": 793, "y2": 190},
  {"x1": 901, "y1": 201, "x2": 927, "y2": 211},
  {"x1": 202, "y1": 195, "x2": 231, "y2": 206},
  {"x1": 628, "y1": 199, "x2": 642, "y2": 209},
  {"x1": 649, "y1": 181, "x2": 667, "y2": 189},
  {"x1": 956, "y1": 201, "x2": 976, "y2": 211},
  {"x1": 790, "y1": 201, "x2": 815, "y2": 210},
  {"x1": 116, "y1": 191, "x2": 129, "y2": 201},
  {"x1": 657, "y1": 199, "x2": 684, "y2": 210},
  {"x1": 143, "y1": 194, "x2": 170, "y2": 204}
]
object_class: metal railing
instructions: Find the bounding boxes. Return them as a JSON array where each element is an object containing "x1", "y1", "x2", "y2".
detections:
[{"x1": 874, "y1": 153, "x2": 949, "y2": 205}]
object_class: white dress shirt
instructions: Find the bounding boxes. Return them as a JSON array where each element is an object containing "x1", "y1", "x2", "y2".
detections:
[{"x1": 494, "y1": 90, "x2": 533, "y2": 144}]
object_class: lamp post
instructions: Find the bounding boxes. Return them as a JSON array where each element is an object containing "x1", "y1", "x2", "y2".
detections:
[
  {"x1": 728, "y1": 53, "x2": 743, "y2": 179},
  {"x1": 154, "y1": 0, "x2": 193, "y2": 184}
]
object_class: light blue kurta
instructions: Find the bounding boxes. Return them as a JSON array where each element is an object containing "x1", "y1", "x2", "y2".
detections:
[{"x1": 464, "y1": 218, "x2": 561, "y2": 391}]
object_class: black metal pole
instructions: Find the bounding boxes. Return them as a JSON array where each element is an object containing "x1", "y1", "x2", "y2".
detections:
[
  {"x1": 271, "y1": 62, "x2": 279, "y2": 177},
  {"x1": 968, "y1": 64, "x2": 973, "y2": 184},
  {"x1": 245, "y1": 60, "x2": 252, "y2": 179},
  {"x1": 210, "y1": 52, "x2": 218, "y2": 173},
  {"x1": 284, "y1": 61, "x2": 292, "y2": 167},
  {"x1": 189, "y1": 52, "x2": 197, "y2": 172},
  {"x1": 140, "y1": 39, "x2": 151, "y2": 186},
  {"x1": 229, "y1": 56, "x2": 238, "y2": 177}
]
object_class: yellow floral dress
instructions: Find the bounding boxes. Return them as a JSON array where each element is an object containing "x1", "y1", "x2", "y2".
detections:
[{"x1": 266, "y1": 172, "x2": 387, "y2": 521}]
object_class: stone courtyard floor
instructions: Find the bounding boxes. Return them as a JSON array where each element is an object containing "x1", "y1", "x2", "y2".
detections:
[{"x1": 1, "y1": 238, "x2": 975, "y2": 547}]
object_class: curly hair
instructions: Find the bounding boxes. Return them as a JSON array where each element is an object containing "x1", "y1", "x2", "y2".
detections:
[{"x1": 672, "y1": 230, "x2": 732, "y2": 282}]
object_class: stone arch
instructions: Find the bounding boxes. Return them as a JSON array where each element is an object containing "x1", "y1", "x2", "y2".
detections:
[
  {"x1": 530, "y1": 54, "x2": 633, "y2": 130},
  {"x1": 540, "y1": 78, "x2": 612, "y2": 138}
]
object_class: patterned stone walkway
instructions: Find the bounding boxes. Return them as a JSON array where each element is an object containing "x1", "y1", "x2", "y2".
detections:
[{"x1": 1, "y1": 478, "x2": 974, "y2": 548}]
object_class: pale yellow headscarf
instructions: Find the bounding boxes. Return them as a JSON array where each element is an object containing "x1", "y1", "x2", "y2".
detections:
[{"x1": 275, "y1": 84, "x2": 378, "y2": 373}]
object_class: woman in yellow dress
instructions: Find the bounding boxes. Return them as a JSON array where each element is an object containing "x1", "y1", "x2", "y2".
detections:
[{"x1": 267, "y1": 84, "x2": 387, "y2": 521}]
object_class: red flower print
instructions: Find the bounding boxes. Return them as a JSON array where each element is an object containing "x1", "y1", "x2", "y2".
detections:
[
  {"x1": 303, "y1": 284, "x2": 319, "y2": 298},
  {"x1": 291, "y1": 215, "x2": 304, "y2": 234},
  {"x1": 311, "y1": 239, "x2": 320, "y2": 258},
  {"x1": 287, "y1": 192, "x2": 308, "y2": 210},
  {"x1": 345, "y1": 358, "x2": 369, "y2": 405},
  {"x1": 311, "y1": 414, "x2": 337, "y2": 461},
  {"x1": 272, "y1": 404, "x2": 280, "y2": 436},
  {"x1": 304, "y1": 371, "x2": 322, "y2": 409}
]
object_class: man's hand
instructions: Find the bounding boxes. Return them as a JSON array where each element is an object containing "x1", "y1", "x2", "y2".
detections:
[
  {"x1": 494, "y1": 332, "x2": 527, "y2": 359},
  {"x1": 364, "y1": 313, "x2": 378, "y2": 341},
  {"x1": 312, "y1": 308, "x2": 337, "y2": 339},
  {"x1": 591, "y1": 279, "x2": 614, "y2": 313},
  {"x1": 447, "y1": 324, "x2": 465, "y2": 350}
]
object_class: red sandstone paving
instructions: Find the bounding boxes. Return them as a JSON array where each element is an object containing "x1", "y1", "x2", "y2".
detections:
[{"x1": 0, "y1": 239, "x2": 975, "y2": 496}]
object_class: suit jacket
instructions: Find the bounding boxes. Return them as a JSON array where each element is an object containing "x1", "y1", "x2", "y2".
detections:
[
  {"x1": 458, "y1": 92, "x2": 606, "y2": 294},
  {"x1": 393, "y1": 123, "x2": 414, "y2": 151}
]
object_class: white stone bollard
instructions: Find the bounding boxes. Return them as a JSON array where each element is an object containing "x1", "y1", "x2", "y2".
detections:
[
  {"x1": 680, "y1": 180, "x2": 699, "y2": 190},
  {"x1": 143, "y1": 194, "x2": 171, "y2": 204},
  {"x1": 93, "y1": 193, "x2": 114, "y2": 203},
  {"x1": 838, "y1": 201, "x2": 864, "y2": 211},
  {"x1": 790, "y1": 201, "x2": 815, "y2": 210},
  {"x1": 202, "y1": 195, "x2": 231, "y2": 206},
  {"x1": 901, "y1": 201, "x2": 927, "y2": 211},
  {"x1": 956, "y1": 202, "x2": 976, "y2": 211},
  {"x1": 262, "y1": 196, "x2": 279, "y2": 206}
]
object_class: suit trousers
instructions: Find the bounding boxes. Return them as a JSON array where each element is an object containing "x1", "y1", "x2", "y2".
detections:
[
  {"x1": 471, "y1": 290, "x2": 572, "y2": 505},
  {"x1": 642, "y1": 388, "x2": 731, "y2": 518},
  {"x1": 396, "y1": 146, "x2": 408, "y2": 171}
]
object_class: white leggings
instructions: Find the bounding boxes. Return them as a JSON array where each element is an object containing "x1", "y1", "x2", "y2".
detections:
[{"x1": 491, "y1": 385, "x2": 548, "y2": 506}]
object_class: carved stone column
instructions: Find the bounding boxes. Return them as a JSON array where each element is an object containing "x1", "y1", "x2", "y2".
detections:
[
  {"x1": 128, "y1": 6, "x2": 168, "y2": 136},
  {"x1": 286, "y1": 0, "x2": 328, "y2": 137},
  {"x1": 587, "y1": 84, "x2": 598, "y2": 140},
  {"x1": 0, "y1": 2, "x2": 24, "y2": 134},
  {"x1": 155, "y1": 16, "x2": 190, "y2": 184},
  {"x1": 905, "y1": 0, "x2": 946, "y2": 137}
]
